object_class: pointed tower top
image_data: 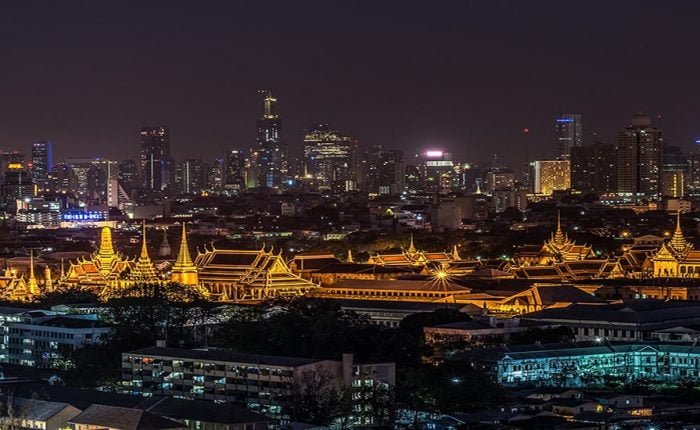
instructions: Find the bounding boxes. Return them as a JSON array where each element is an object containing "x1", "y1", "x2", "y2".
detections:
[
  {"x1": 452, "y1": 244, "x2": 461, "y2": 260},
  {"x1": 172, "y1": 222, "x2": 198, "y2": 285},
  {"x1": 670, "y1": 211, "x2": 689, "y2": 252},
  {"x1": 140, "y1": 221, "x2": 150, "y2": 260},
  {"x1": 347, "y1": 249, "x2": 354, "y2": 263},
  {"x1": 98, "y1": 226, "x2": 115, "y2": 256},
  {"x1": 408, "y1": 233, "x2": 417, "y2": 254},
  {"x1": 475, "y1": 181, "x2": 482, "y2": 195},
  {"x1": 27, "y1": 250, "x2": 39, "y2": 295},
  {"x1": 553, "y1": 210, "x2": 566, "y2": 246}
]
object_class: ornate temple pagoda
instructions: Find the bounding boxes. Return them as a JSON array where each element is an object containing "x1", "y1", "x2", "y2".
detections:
[
  {"x1": 651, "y1": 212, "x2": 700, "y2": 278},
  {"x1": 367, "y1": 234, "x2": 458, "y2": 267},
  {"x1": 514, "y1": 212, "x2": 594, "y2": 266},
  {"x1": 171, "y1": 222, "x2": 199, "y2": 286},
  {"x1": 62, "y1": 226, "x2": 135, "y2": 288}
]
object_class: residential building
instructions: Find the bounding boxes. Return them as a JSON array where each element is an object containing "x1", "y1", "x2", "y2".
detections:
[
  {"x1": 121, "y1": 347, "x2": 395, "y2": 421},
  {"x1": 570, "y1": 142, "x2": 616, "y2": 193},
  {"x1": 616, "y1": 114, "x2": 663, "y2": 197}
]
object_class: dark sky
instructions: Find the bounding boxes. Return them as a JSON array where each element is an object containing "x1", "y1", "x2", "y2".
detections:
[{"x1": 2, "y1": 1, "x2": 700, "y2": 166}]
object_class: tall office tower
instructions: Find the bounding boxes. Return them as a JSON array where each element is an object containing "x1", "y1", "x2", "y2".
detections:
[
  {"x1": 616, "y1": 114, "x2": 663, "y2": 197},
  {"x1": 363, "y1": 146, "x2": 405, "y2": 195},
  {"x1": 485, "y1": 168, "x2": 515, "y2": 195},
  {"x1": 31, "y1": 141, "x2": 53, "y2": 191},
  {"x1": 140, "y1": 126, "x2": 171, "y2": 191},
  {"x1": 689, "y1": 144, "x2": 700, "y2": 195},
  {"x1": 570, "y1": 142, "x2": 617, "y2": 194},
  {"x1": 0, "y1": 151, "x2": 26, "y2": 179},
  {"x1": 223, "y1": 150, "x2": 246, "y2": 194},
  {"x1": 661, "y1": 145, "x2": 689, "y2": 198},
  {"x1": 303, "y1": 123, "x2": 359, "y2": 193},
  {"x1": 2, "y1": 163, "x2": 34, "y2": 212},
  {"x1": 555, "y1": 114, "x2": 583, "y2": 158},
  {"x1": 208, "y1": 158, "x2": 224, "y2": 193},
  {"x1": 175, "y1": 159, "x2": 209, "y2": 195},
  {"x1": 529, "y1": 159, "x2": 571, "y2": 195},
  {"x1": 252, "y1": 91, "x2": 287, "y2": 188},
  {"x1": 48, "y1": 162, "x2": 71, "y2": 193},
  {"x1": 118, "y1": 159, "x2": 140, "y2": 193},
  {"x1": 65, "y1": 158, "x2": 116, "y2": 204},
  {"x1": 413, "y1": 150, "x2": 455, "y2": 194}
]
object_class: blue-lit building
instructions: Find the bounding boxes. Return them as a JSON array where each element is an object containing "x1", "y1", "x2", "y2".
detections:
[
  {"x1": 470, "y1": 342, "x2": 700, "y2": 387},
  {"x1": 555, "y1": 114, "x2": 582, "y2": 158}
]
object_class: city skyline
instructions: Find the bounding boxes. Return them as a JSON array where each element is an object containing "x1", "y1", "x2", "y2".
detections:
[{"x1": 3, "y1": 1, "x2": 700, "y2": 164}]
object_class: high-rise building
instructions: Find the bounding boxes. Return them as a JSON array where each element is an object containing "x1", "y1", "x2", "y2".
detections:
[
  {"x1": 252, "y1": 91, "x2": 287, "y2": 189},
  {"x1": 303, "y1": 123, "x2": 359, "y2": 193},
  {"x1": 688, "y1": 144, "x2": 700, "y2": 196},
  {"x1": 118, "y1": 159, "x2": 140, "y2": 193},
  {"x1": 174, "y1": 159, "x2": 208, "y2": 195},
  {"x1": 616, "y1": 114, "x2": 663, "y2": 197},
  {"x1": 223, "y1": 150, "x2": 246, "y2": 194},
  {"x1": 31, "y1": 141, "x2": 53, "y2": 191},
  {"x1": 530, "y1": 159, "x2": 571, "y2": 195},
  {"x1": 661, "y1": 145, "x2": 689, "y2": 198},
  {"x1": 65, "y1": 158, "x2": 117, "y2": 204},
  {"x1": 570, "y1": 142, "x2": 617, "y2": 194},
  {"x1": 140, "y1": 126, "x2": 171, "y2": 191},
  {"x1": 2, "y1": 162, "x2": 34, "y2": 212},
  {"x1": 363, "y1": 146, "x2": 405, "y2": 195},
  {"x1": 415, "y1": 150, "x2": 455, "y2": 194},
  {"x1": 555, "y1": 114, "x2": 583, "y2": 158}
]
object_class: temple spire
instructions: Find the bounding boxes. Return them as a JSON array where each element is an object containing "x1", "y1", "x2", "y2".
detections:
[
  {"x1": 670, "y1": 211, "x2": 689, "y2": 252},
  {"x1": 347, "y1": 249, "x2": 354, "y2": 263},
  {"x1": 408, "y1": 233, "x2": 417, "y2": 254},
  {"x1": 140, "y1": 221, "x2": 149, "y2": 260},
  {"x1": 452, "y1": 244, "x2": 461, "y2": 260},
  {"x1": 553, "y1": 210, "x2": 566, "y2": 245},
  {"x1": 27, "y1": 250, "x2": 39, "y2": 295},
  {"x1": 128, "y1": 221, "x2": 158, "y2": 282},
  {"x1": 171, "y1": 222, "x2": 198, "y2": 286}
]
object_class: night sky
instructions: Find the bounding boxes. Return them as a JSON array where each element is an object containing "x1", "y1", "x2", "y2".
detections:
[{"x1": 2, "y1": 1, "x2": 700, "y2": 166}]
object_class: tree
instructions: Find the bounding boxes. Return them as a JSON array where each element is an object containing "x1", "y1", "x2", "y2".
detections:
[{"x1": 287, "y1": 368, "x2": 340, "y2": 425}]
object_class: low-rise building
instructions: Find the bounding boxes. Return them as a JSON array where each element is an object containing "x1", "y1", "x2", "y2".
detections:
[
  {"x1": 468, "y1": 341, "x2": 700, "y2": 387},
  {"x1": 121, "y1": 346, "x2": 395, "y2": 421}
]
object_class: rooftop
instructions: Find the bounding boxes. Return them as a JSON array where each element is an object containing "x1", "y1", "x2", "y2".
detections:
[{"x1": 127, "y1": 346, "x2": 325, "y2": 367}]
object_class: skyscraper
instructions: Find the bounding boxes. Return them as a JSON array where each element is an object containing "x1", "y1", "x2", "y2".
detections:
[
  {"x1": 140, "y1": 126, "x2": 171, "y2": 191},
  {"x1": 570, "y1": 142, "x2": 617, "y2": 194},
  {"x1": 252, "y1": 91, "x2": 287, "y2": 189},
  {"x1": 555, "y1": 114, "x2": 583, "y2": 158},
  {"x1": 31, "y1": 140, "x2": 53, "y2": 191},
  {"x1": 175, "y1": 159, "x2": 208, "y2": 195},
  {"x1": 303, "y1": 123, "x2": 359, "y2": 193},
  {"x1": 616, "y1": 114, "x2": 663, "y2": 197},
  {"x1": 363, "y1": 146, "x2": 405, "y2": 195},
  {"x1": 223, "y1": 149, "x2": 246, "y2": 194},
  {"x1": 661, "y1": 145, "x2": 688, "y2": 198}
]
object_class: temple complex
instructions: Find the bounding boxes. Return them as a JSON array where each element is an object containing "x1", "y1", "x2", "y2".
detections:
[
  {"x1": 194, "y1": 246, "x2": 317, "y2": 301},
  {"x1": 170, "y1": 222, "x2": 199, "y2": 286},
  {"x1": 367, "y1": 234, "x2": 457, "y2": 267},
  {"x1": 514, "y1": 212, "x2": 595, "y2": 266},
  {"x1": 651, "y1": 212, "x2": 700, "y2": 278},
  {"x1": 63, "y1": 226, "x2": 134, "y2": 288}
]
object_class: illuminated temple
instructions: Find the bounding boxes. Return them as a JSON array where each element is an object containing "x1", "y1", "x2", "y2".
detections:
[
  {"x1": 367, "y1": 234, "x2": 458, "y2": 267},
  {"x1": 63, "y1": 226, "x2": 135, "y2": 288},
  {"x1": 194, "y1": 246, "x2": 317, "y2": 301},
  {"x1": 651, "y1": 212, "x2": 700, "y2": 278},
  {"x1": 514, "y1": 212, "x2": 594, "y2": 266}
]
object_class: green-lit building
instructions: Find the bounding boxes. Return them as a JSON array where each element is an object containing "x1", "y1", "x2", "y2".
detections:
[{"x1": 469, "y1": 342, "x2": 700, "y2": 387}]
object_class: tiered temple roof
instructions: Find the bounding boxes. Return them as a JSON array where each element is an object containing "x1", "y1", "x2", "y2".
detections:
[
  {"x1": 652, "y1": 212, "x2": 700, "y2": 278},
  {"x1": 63, "y1": 226, "x2": 134, "y2": 286},
  {"x1": 127, "y1": 222, "x2": 160, "y2": 283},
  {"x1": 194, "y1": 246, "x2": 317, "y2": 301},
  {"x1": 515, "y1": 211, "x2": 594, "y2": 266},
  {"x1": 367, "y1": 234, "x2": 457, "y2": 267}
]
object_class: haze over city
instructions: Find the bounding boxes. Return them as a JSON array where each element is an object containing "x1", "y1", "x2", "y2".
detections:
[{"x1": 4, "y1": 1, "x2": 700, "y2": 164}]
